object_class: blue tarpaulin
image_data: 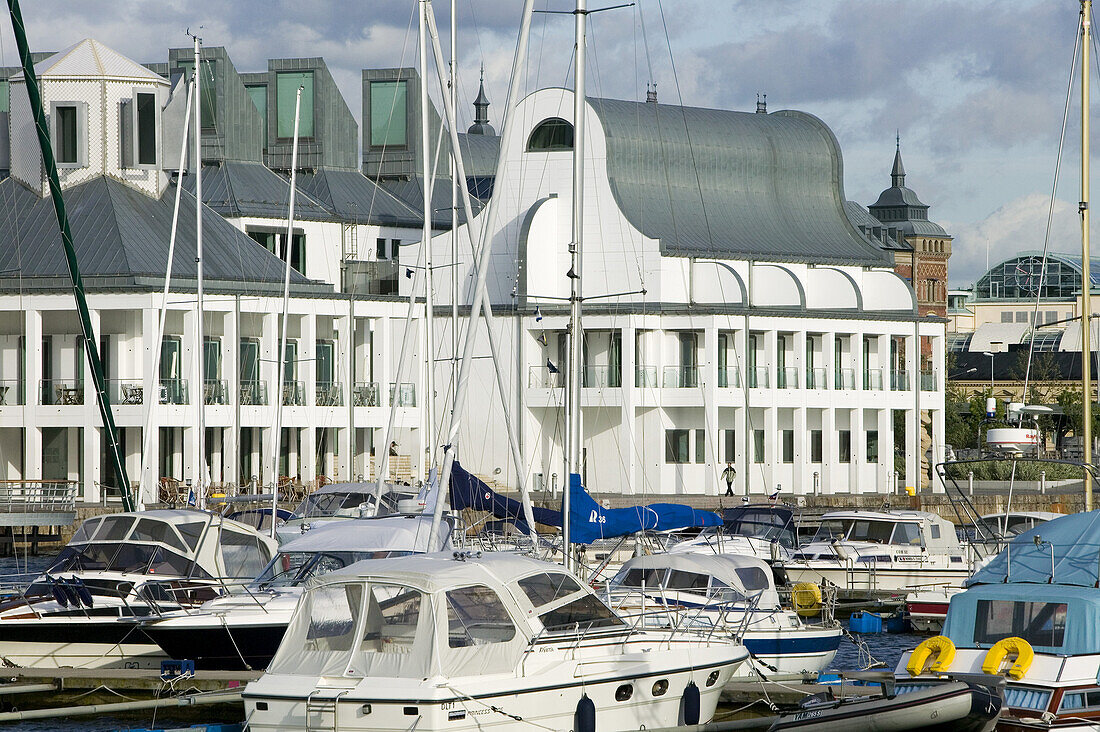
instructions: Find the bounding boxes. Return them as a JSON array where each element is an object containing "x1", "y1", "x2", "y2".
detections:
[
  {"x1": 566, "y1": 474, "x2": 722, "y2": 544},
  {"x1": 967, "y1": 510, "x2": 1100, "y2": 588},
  {"x1": 448, "y1": 461, "x2": 561, "y2": 527}
]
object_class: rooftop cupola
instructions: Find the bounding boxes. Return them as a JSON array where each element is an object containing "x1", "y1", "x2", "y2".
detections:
[
  {"x1": 891, "y1": 133, "x2": 905, "y2": 187},
  {"x1": 467, "y1": 66, "x2": 495, "y2": 136}
]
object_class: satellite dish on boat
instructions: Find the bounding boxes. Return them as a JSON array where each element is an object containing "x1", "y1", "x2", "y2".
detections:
[{"x1": 1017, "y1": 405, "x2": 1055, "y2": 415}]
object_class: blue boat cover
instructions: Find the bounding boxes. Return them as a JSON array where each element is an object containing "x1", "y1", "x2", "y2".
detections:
[
  {"x1": 943, "y1": 582, "x2": 1100, "y2": 656},
  {"x1": 566, "y1": 474, "x2": 722, "y2": 544},
  {"x1": 967, "y1": 510, "x2": 1100, "y2": 588},
  {"x1": 448, "y1": 461, "x2": 562, "y2": 528}
]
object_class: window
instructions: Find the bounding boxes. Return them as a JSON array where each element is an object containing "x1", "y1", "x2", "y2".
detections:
[
  {"x1": 666, "y1": 571, "x2": 709, "y2": 590},
  {"x1": 370, "y1": 80, "x2": 407, "y2": 147},
  {"x1": 538, "y1": 594, "x2": 623, "y2": 633},
  {"x1": 518, "y1": 572, "x2": 582, "y2": 607},
  {"x1": 135, "y1": 91, "x2": 157, "y2": 165},
  {"x1": 220, "y1": 530, "x2": 271, "y2": 578},
  {"x1": 248, "y1": 230, "x2": 306, "y2": 274},
  {"x1": 866, "y1": 430, "x2": 879, "y2": 462},
  {"x1": 974, "y1": 600, "x2": 1066, "y2": 647},
  {"x1": 0, "y1": 79, "x2": 8, "y2": 114},
  {"x1": 782, "y1": 430, "x2": 794, "y2": 463},
  {"x1": 665, "y1": 429, "x2": 689, "y2": 464},
  {"x1": 276, "y1": 71, "x2": 314, "y2": 138},
  {"x1": 753, "y1": 430, "x2": 765, "y2": 464},
  {"x1": 1000, "y1": 312, "x2": 1013, "y2": 323},
  {"x1": 376, "y1": 237, "x2": 388, "y2": 260},
  {"x1": 246, "y1": 84, "x2": 267, "y2": 132},
  {"x1": 53, "y1": 103, "x2": 80, "y2": 165},
  {"x1": 695, "y1": 429, "x2": 706, "y2": 464},
  {"x1": 305, "y1": 584, "x2": 362, "y2": 653},
  {"x1": 839, "y1": 430, "x2": 852, "y2": 463},
  {"x1": 176, "y1": 59, "x2": 216, "y2": 130},
  {"x1": 734, "y1": 566, "x2": 771, "y2": 591},
  {"x1": 810, "y1": 430, "x2": 822, "y2": 463},
  {"x1": 526, "y1": 118, "x2": 573, "y2": 151},
  {"x1": 891, "y1": 522, "x2": 922, "y2": 546},
  {"x1": 446, "y1": 585, "x2": 516, "y2": 647},
  {"x1": 723, "y1": 429, "x2": 736, "y2": 463}
]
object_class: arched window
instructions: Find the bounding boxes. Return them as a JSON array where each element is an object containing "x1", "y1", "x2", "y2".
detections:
[{"x1": 526, "y1": 118, "x2": 573, "y2": 151}]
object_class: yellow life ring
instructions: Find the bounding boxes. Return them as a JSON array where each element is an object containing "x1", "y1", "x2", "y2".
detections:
[
  {"x1": 791, "y1": 582, "x2": 822, "y2": 617},
  {"x1": 905, "y1": 635, "x2": 956, "y2": 677},
  {"x1": 981, "y1": 637, "x2": 1034, "y2": 680}
]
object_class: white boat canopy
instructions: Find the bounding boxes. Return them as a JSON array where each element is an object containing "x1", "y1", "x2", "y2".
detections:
[
  {"x1": 612, "y1": 553, "x2": 781, "y2": 610},
  {"x1": 278, "y1": 514, "x2": 453, "y2": 554}
]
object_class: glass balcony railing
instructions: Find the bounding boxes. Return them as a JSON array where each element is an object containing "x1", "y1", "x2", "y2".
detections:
[
  {"x1": 352, "y1": 381, "x2": 380, "y2": 406},
  {"x1": 920, "y1": 370, "x2": 938, "y2": 391},
  {"x1": 390, "y1": 382, "x2": 416, "y2": 407},
  {"x1": 583, "y1": 366, "x2": 621, "y2": 388},
  {"x1": 528, "y1": 366, "x2": 564, "y2": 388},
  {"x1": 863, "y1": 368, "x2": 884, "y2": 391},
  {"x1": 41, "y1": 379, "x2": 82, "y2": 405},
  {"x1": 107, "y1": 379, "x2": 144, "y2": 405},
  {"x1": 282, "y1": 381, "x2": 305, "y2": 406},
  {"x1": 835, "y1": 368, "x2": 855, "y2": 390},
  {"x1": 316, "y1": 381, "x2": 343, "y2": 406},
  {"x1": 634, "y1": 365, "x2": 657, "y2": 388},
  {"x1": 204, "y1": 379, "x2": 229, "y2": 405},
  {"x1": 777, "y1": 367, "x2": 798, "y2": 389},
  {"x1": 748, "y1": 367, "x2": 769, "y2": 389},
  {"x1": 717, "y1": 367, "x2": 740, "y2": 388},
  {"x1": 239, "y1": 380, "x2": 268, "y2": 405},
  {"x1": 806, "y1": 367, "x2": 827, "y2": 390},
  {"x1": 662, "y1": 366, "x2": 700, "y2": 388},
  {"x1": 158, "y1": 379, "x2": 189, "y2": 405},
  {"x1": 890, "y1": 370, "x2": 910, "y2": 391}
]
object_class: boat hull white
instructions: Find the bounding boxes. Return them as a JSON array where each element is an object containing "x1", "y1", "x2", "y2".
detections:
[{"x1": 783, "y1": 564, "x2": 971, "y2": 600}]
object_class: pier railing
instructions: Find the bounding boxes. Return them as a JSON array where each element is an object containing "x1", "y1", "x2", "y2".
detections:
[{"x1": 0, "y1": 481, "x2": 77, "y2": 514}]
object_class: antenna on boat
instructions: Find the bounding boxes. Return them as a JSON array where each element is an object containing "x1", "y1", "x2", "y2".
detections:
[{"x1": 189, "y1": 29, "x2": 208, "y2": 511}]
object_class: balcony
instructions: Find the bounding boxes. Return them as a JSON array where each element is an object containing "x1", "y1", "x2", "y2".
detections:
[
  {"x1": 529, "y1": 366, "x2": 564, "y2": 388},
  {"x1": 748, "y1": 367, "x2": 769, "y2": 389},
  {"x1": 582, "y1": 366, "x2": 621, "y2": 388},
  {"x1": 105, "y1": 379, "x2": 143, "y2": 405},
  {"x1": 835, "y1": 368, "x2": 855, "y2": 390},
  {"x1": 282, "y1": 381, "x2": 305, "y2": 406},
  {"x1": 890, "y1": 370, "x2": 910, "y2": 391},
  {"x1": 635, "y1": 365, "x2": 657, "y2": 388},
  {"x1": 806, "y1": 368, "x2": 827, "y2": 389},
  {"x1": 159, "y1": 379, "x2": 189, "y2": 404},
  {"x1": 662, "y1": 366, "x2": 700, "y2": 388},
  {"x1": 863, "y1": 368, "x2": 884, "y2": 391},
  {"x1": 316, "y1": 381, "x2": 343, "y2": 406},
  {"x1": 920, "y1": 370, "x2": 938, "y2": 391},
  {"x1": 352, "y1": 382, "x2": 380, "y2": 406},
  {"x1": 204, "y1": 379, "x2": 229, "y2": 405},
  {"x1": 41, "y1": 379, "x2": 82, "y2": 406},
  {"x1": 777, "y1": 367, "x2": 798, "y2": 389},
  {"x1": 389, "y1": 382, "x2": 416, "y2": 407},
  {"x1": 718, "y1": 367, "x2": 740, "y2": 388},
  {"x1": 240, "y1": 380, "x2": 268, "y2": 405}
]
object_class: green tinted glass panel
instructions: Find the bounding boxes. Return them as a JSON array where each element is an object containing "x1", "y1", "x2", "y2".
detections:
[
  {"x1": 176, "y1": 60, "x2": 216, "y2": 130},
  {"x1": 246, "y1": 85, "x2": 267, "y2": 133},
  {"x1": 0, "y1": 80, "x2": 9, "y2": 114},
  {"x1": 370, "y1": 80, "x2": 407, "y2": 147},
  {"x1": 276, "y1": 71, "x2": 314, "y2": 138}
]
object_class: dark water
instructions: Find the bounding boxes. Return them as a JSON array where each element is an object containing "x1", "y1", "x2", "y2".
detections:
[{"x1": 829, "y1": 631, "x2": 927, "y2": 673}]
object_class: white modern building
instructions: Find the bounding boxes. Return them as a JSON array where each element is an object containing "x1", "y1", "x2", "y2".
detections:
[
  {"x1": 426, "y1": 88, "x2": 947, "y2": 496},
  {"x1": 0, "y1": 40, "x2": 431, "y2": 504}
]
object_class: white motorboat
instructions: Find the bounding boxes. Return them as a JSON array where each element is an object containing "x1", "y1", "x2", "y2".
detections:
[
  {"x1": 143, "y1": 514, "x2": 452, "y2": 670},
  {"x1": 606, "y1": 553, "x2": 842, "y2": 676},
  {"x1": 0, "y1": 509, "x2": 277, "y2": 669},
  {"x1": 895, "y1": 510, "x2": 1100, "y2": 731},
  {"x1": 669, "y1": 504, "x2": 799, "y2": 563},
  {"x1": 782, "y1": 510, "x2": 971, "y2": 601},
  {"x1": 243, "y1": 552, "x2": 748, "y2": 731},
  {"x1": 276, "y1": 482, "x2": 418, "y2": 543}
]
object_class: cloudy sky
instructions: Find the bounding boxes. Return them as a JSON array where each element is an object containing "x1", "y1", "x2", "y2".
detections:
[{"x1": 2, "y1": 0, "x2": 1093, "y2": 286}]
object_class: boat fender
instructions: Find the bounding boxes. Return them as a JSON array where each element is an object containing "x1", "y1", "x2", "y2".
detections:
[
  {"x1": 574, "y1": 693, "x2": 595, "y2": 732},
  {"x1": 49, "y1": 579, "x2": 69, "y2": 608},
  {"x1": 791, "y1": 582, "x2": 822, "y2": 617},
  {"x1": 71, "y1": 577, "x2": 94, "y2": 608},
  {"x1": 681, "y1": 681, "x2": 700, "y2": 726},
  {"x1": 981, "y1": 636, "x2": 1034, "y2": 680},
  {"x1": 906, "y1": 635, "x2": 956, "y2": 676}
]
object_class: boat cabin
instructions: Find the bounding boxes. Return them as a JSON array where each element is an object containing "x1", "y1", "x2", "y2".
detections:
[
  {"x1": 266, "y1": 552, "x2": 626, "y2": 680},
  {"x1": 795, "y1": 510, "x2": 961, "y2": 558},
  {"x1": 608, "y1": 553, "x2": 780, "y2": 611}
]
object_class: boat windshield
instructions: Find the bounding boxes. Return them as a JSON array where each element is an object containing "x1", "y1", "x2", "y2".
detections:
[
  {"x1": 724, "y1": 513, "x2": 797, "y2": 548},
  {"x1": 608, "y1": 567, "x2": 666, "y2": 589},
  {"x1": 46, "y1": 542, "x2": 205, "y2": 578},
  {"x1": 254, "y1": 550, "x2": 414, "y2": 588},
  {"x1": 294, "y1": 491, "x2": 375, "y2": 519},
  {"x1": 974, "y1": 599, "x2": 1067, "y2": 648},
  {"x1": 811, "y1": 519, "x2": 851, "y2": 542},
  {"x1": 848, "y1": 520, "x2": 896, "y2": 544}
]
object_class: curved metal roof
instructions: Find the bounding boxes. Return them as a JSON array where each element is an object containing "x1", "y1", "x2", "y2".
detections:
[{"x1": 587, "y1": 98, "x2": 889, "y2": 266}]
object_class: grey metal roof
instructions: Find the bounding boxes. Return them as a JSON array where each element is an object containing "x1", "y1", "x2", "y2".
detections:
[
  {"x1": 379, "y1": 176, "x2": 473, "y2": 229},
  {"x1": 295, "y1": 168, "x2": 422, "y2": 227},
  {"x1": 870, "y1": 185, "x2": 928, "y2": 209},
  {"x1": 457, "y1": 133, "x2": 500, "y2": 177},
  {"x1": 179, "y1": 161, "x2": 332, "y2": 221},
  {"x1": 888, "y1": 218, "x2": 948, "y2": 237},
  {"x1": 588, "y1": 97, "x2": 890, "y2": 266},
  {"x1": 0, "y1": 176, "x2": 322, "y2": 292},
  {"x1": 843, "y1": 201, "x2": 907, "y2": 251},
  {"x1": 844, "y1": 200, "x2": 883, "y2": 229}
]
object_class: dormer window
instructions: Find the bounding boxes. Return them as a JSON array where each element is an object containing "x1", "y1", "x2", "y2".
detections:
[
  {"x1": 51, "y1": 101, "x2": 87, "y2": 168},
  {"x1": 526, "y1": 118, "x2": 573, "y2": 151},
  {"x1": 136, "y1": 92, "x2": 157, "y2": 166}
]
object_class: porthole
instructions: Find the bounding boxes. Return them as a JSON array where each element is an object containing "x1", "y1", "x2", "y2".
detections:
[
  {"x1": 652, "y1": 679, "x2": 668, "y2": 697},
  {"x1": 615, "y1": 684, "x2": 633, "y2": 701},
  {"x1": 706, "y1": 670, "x2": 720, "y2": 687}
]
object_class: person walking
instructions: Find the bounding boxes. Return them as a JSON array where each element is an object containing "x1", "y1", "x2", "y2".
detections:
[{"x1": 722, "y1": 462, "x2": 736, "y2": 496}]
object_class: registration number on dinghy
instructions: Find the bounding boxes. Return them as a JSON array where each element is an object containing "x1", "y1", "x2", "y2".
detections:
[{"x1": 792, "y1": 710, "x2": 822, "y2": 721}]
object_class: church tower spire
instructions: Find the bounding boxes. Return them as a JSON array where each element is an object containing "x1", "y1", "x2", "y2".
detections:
[
  {"x1": 467, "y1": 64, "x2": 496, "y2": 135},
  {"x1": 891, "y1": 131, "x2": 906, "y2": 187}
]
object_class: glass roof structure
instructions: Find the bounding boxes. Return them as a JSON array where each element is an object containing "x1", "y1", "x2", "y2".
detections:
[{"x1": 974, "y1": 252, "x2": 1100, "y2": 301}]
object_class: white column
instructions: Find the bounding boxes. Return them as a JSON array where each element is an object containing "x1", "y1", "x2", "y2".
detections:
[
  {"x1": 301, "y1": 313, "x2": 317, "y2": 483},
  {"x1": 905, "y1": 331, "x2": 920, "y2": 492},
  {"x1": 821, "y1": 407, "x2": 835, "y2": 495},
  {"x1": 140, "y1": 304, "x2": 159, "y2": 502},
  {"x1": 851, "y1": 406, "x2": 864, "y2": 495},
  {"x1": 621, "y1": 321, "x2": 636, "y2": 495},
  {"x1": 225, "y1": 298, "x2": 240, "y2": 486},
  {"x1": 703, "y1": 320, "x2": 718, "y2": 495}
]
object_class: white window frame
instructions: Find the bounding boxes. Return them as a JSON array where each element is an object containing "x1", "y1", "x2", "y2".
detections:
[
  {"x1": 50, "y1": 100, "x2": 88, "y2": 169},
  {"x1": 131, "y1": 87, "x2": 160, "y2": 169}
]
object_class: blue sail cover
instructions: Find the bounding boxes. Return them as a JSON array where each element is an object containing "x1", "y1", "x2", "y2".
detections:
[
  {"x1": 448, "y1": 461, "x2": 562, "y2": 527},
  {"x1": 567, "y1": 474, "x2": 722, "y2": 544},
  {"x1": 967, "y1": 510, "x2": 1100, "y2": 588}
]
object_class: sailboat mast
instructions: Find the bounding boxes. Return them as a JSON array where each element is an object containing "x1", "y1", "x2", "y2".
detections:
[
  {"x1": 420, "y1": 0, "x2": 437, "y2": 472},
  {"x1": 564, "y1": 0, "x2": 588, "y2": 561},
  {"x1": 193, "y1": 34, "x2": 207, "y2": 511},
  {"x1": 450, "y1": 0, "x2": 459, "y2": 423},
  {"x1": 1084, "y1": 0, "x2": 1095, "y2": 510}
]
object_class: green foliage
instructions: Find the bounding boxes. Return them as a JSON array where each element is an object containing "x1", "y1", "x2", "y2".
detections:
[{"x1": 944, "y1": 459, "x2": 1087, "y2": 481}]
